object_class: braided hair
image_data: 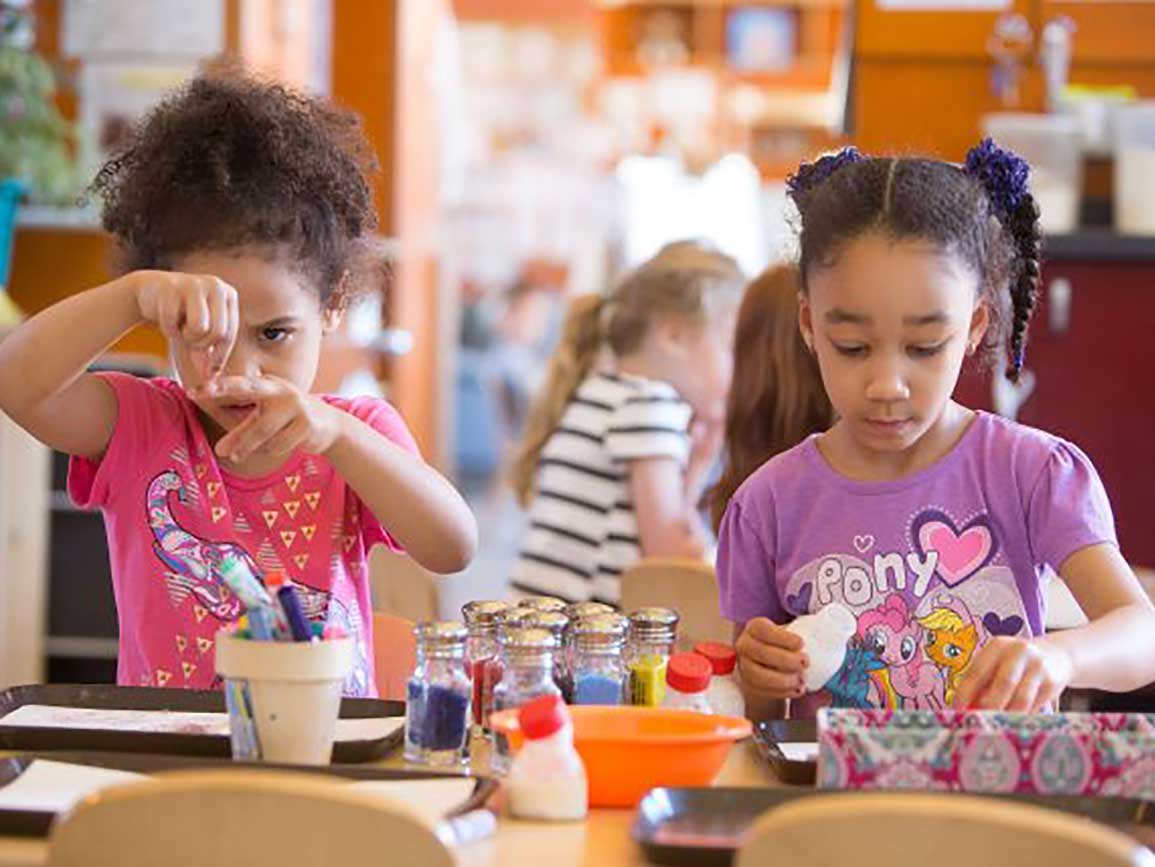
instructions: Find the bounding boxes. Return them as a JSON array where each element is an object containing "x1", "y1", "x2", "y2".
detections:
[{"x1": 786, "y1": 140, "x2": 1041, "y2": 382}]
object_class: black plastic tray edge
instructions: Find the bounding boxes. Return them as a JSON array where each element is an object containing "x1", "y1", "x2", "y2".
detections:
[
  {"x1": 0, "y1": 752, "x2": 495, "y2": 838},
  {"x1": 751, "y1": 719, "x2": 818, "y2": 786},
  {"x1": 0, "y1": 684, "x2": 404, "y2": 763}
]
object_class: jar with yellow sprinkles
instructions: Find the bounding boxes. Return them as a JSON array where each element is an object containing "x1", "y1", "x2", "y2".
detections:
[{"x1": 626, "y1": 607, "x2": 679, "y2": 706}]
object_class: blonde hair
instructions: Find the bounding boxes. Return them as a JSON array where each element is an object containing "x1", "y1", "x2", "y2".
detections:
[
  {"x1": 917, "y1": 608, "x2": 966, "y2": 632},
  {"x1": 511, "y1": 244, "x2": 744, "y2": 506},
  {"x1": 707, "y1": 265, "x2": 833, "y2": 530}
]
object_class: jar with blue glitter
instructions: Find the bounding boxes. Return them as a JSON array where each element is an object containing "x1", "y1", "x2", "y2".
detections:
[
  {"x1": 404, "y1": 620, "x2": 471, "y2": 767},
  {"x1": 571, "y1": 613, "x2": 629, "y2": 705}
]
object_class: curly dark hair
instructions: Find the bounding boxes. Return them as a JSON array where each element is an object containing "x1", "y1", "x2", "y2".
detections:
[
  {"x1": 787, "y1": 153, "x2": 1041, "y2": 382},
  {"x1": 91, "y1": 71, "x2": 381, "y2": 305}
]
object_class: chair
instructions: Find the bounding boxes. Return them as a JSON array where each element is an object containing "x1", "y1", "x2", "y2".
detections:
[
  {"x1": 369, "y1": 546, "x2": 440, "y2": 623},
  {"x1": 619, "y1": 557, "x2": 731, "y2": 650},
  {"x1": 373, "y1": 612, "x2": 417, "y2": 701},
  {"x1": 48, "y1": 769, "x2": 454, "y2": 867},
  {"x1": 735, "y1": 792, "x2": 1154, "y2": 867}
]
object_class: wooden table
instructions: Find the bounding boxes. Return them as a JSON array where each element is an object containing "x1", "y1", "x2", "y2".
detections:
[{"x1": 0, "y1": 740, "x2": 779, "y2": 866}]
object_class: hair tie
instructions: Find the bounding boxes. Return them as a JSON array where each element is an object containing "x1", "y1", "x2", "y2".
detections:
[
  {"x1": 963, "y1": 138, "x2": 1031, "y2": 220},
  {"x1": 786, "y1": 146, "x2": 866, "y2": 203}
]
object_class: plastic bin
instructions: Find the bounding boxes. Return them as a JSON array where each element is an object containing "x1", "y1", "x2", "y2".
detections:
[
  {"x1": 1115, "y1": 101, "x2": 1155, "y2": 235},
  {"x1": 982, "y1": 113, "x2": 1082, "y2": 234}
]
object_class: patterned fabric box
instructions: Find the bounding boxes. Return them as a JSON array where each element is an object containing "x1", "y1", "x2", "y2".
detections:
[{"x1": 817, "y1": 708, "x2": 1155, "y2": 797}]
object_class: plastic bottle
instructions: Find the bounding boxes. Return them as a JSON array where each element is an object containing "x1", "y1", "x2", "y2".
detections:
[
  {"x1": 661, "y1": 652, "x2": 713, "y2": 714},
  {"x1": 693, "y1": 642, "x2": 744, "y2": 717},
  {"x1": 506, "y1": 694, "x2": 588, "y2": 821}
]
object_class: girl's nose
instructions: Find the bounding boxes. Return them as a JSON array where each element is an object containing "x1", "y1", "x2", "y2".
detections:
[{"x1": 865, "y1": 361, "x2": 911, "y2": 404}]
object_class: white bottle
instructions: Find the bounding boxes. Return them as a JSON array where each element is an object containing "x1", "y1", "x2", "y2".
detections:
[
  {"x1": 786, "y1": 603, "x2": 857, "y2": 692},
  {"x1": 694, "y1": 642, "x2": 745, "y2": 718},
  {"x1": 661, "y1": 652, "x2": 714, "y2": 714},
  {"x1": 506, "y1": 694, "x2": 588, "y2": 821}
]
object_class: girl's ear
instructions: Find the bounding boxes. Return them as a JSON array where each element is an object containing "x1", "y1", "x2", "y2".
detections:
[
  {"x1": 798, "y1": 292, "x2": 816, "y2": 354},
  {"x1": 968, "y1": 299, "x2": 990, "y2": 355},
  {"x1": 322, "y1": 272, "x2": 351, "y2": 334}
]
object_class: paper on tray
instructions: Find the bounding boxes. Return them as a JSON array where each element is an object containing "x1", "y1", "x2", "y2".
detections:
[
  {"x1": 0, "y1": 760, "x2": 145, "y2": 813},
  {"x1": 778, "y1": 742, "x2": 818, "y2": 763},
  {"x1": 0, "y1": 705, "x2": 404, "y2": 743}
]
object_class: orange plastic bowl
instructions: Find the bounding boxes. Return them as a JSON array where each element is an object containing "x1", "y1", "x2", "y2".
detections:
[{"x1": 489, "y1": 705, "x2": 752, "y2": 807}]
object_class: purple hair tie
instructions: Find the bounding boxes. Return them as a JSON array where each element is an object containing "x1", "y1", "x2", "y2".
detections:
[
  {"x1": 786, "y1": 146, "x2": 866, "y2": 201},
  {"x1": 964, "y1": 138, "x2": 1031, "y2": 219}
]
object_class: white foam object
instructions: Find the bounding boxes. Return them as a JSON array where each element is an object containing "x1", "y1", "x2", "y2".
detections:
[{"x1": 785, "y1": 603, "x2": 857, "y2": 691}]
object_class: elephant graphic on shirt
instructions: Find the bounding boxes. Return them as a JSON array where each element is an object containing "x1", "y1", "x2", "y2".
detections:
[{"x1": 147, "y1": 469, "x2": 251, "y2": 620}]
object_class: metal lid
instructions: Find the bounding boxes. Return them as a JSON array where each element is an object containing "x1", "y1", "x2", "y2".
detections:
[
  {"x1": 564, "y1": 601, "x2": 615, "y2": 621},
  {"x1": 414, "y1": 620, "x2": 468, "y2": 646},
  {"x1": 500, "y1": 607, "x2": 537, "y2": 629},
  {"x1": 501, "y1": 627, "x2": 558, "y2": 652},
  {"x1": 628, "y1": 607, "x2": 680, "y2": 628},
  {"x1": 518, "y1": 596, "x2": 567, "y2": 614},
  {"x1": 573, "y1": 613, "x2": 628, "y2": 648},
  {"x1": 462, "y1": 600, "x2": 510, "y2": 627},
  {"x1": 522, "y1": 610, "x2": 568, "y2": 636}
]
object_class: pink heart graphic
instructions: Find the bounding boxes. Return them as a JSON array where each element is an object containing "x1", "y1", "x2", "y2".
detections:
[
  {"x1": 918, "y1": 521, "x2": 993, "y2": 587},
  {"x1": 853, "y1": 534, "x2": 875, "y2": 553}
]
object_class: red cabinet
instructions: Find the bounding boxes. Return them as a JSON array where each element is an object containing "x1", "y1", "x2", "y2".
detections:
[{"x1": 954, "y1": 249, "x2": 1155, "y2": 568}]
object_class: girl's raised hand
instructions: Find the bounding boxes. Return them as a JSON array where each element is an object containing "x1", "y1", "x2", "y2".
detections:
[
  {"x1": 132, "y1": 270, "x2": 239, "y2": 378},
  {"x1": 194, "y1": 375, "x2": 342, "y2": 463},
  {"x1": 735, "y1": 617, "x2": 810, "y2": 700},
  {"x1": 952, "y1": 636, "x2": 1074, "y2": 713}
]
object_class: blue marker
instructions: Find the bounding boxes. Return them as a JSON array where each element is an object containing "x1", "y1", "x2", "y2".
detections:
[
  {"x1": 266, "y1": 570, "x2": 314, "y2": 642},
  {"x1": 247, "y1": 604, "x2": 277, "y2": 641}
]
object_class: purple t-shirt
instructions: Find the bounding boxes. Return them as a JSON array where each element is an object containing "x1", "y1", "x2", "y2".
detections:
[{"x1": 717, "y1": 411, "x2": 1116, "y2": 716}]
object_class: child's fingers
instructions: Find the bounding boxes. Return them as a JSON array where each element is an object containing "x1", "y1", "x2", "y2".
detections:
[
  {"x1": 256, "y1": 415, "x2": 311, "y2": 458},
  {"x1": 744, "y1": 617, "x2": 805, "y2": 652},
  {"x1": 738, "y1": 638, "x2": 807, "y2": 675},
  {"x1": 217, "y1": 405, "x2": 292, "y2": 460},
  {"x1": 156, "y1": 289, "x2": 184, "y2": 338},
  {"x1": 199, "y1": 375, "x2": 281, "y2": 402},
  {"x1": 952, "y1": 645, "x2": 999, "y2": 709},
  {"x1": 1006, "y1": 662, "x2": 1045, "y2": 712},
  {"x1": 180, "y1": 291, "x2": 212, "y2": 345},
  {"x1": 204, "y1": 283, "x2": 238, "y2": 369},
  {"x1": 737, "y1": 657, "x2": 804, "y2": 697},
  {"x1": 973, "y1": 648, "x2": 1029, "y2": 710}
]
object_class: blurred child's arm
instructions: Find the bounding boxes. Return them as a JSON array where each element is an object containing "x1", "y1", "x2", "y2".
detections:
[
  {"x1": 629, "y1": 456, "x2": 708, "y2": 559},
  {"x1": 0, "y1": 271, "x2": 236, "y2": 459},
  {"x1": 955, "y1": 543, "x2": 1155, "y2": 711}
]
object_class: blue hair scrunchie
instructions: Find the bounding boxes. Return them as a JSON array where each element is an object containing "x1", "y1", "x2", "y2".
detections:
[
  {"x1": 964, "y1": 138, "x2": 1031, "y2": 219},
  {"x1": 786, "y1": 146, "x2": 866, "y2": 202}
]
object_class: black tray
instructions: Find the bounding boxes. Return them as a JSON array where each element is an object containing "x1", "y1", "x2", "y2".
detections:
[
  {"x1": 634, "y1": 787, "x2": 1155, "y2": 866},
  {"x1": 0, "y1": 752, "x2": 495, "y2": 838},
  {"x1": 751, "y1": 719, "x2": 817, "y2": 785},
  {"x1": 0, "y1": 684, "x2": 404, "y2": 763}
]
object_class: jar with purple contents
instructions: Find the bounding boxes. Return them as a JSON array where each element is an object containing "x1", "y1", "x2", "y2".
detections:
[
  {"x1": 404, "y1": 621, "x2": 471, "y2": 767},
  {"x1": 462, "y1": 600, "x2": 510, "y2": 737},
  {"x1": 571, "y1": 613, "x2": 628, "y2": 706},
  {"x1": 522, "y1": 610, "x2": 571, "y2": 701},
  {"x1": 492, "y1": 627, "x2": 561, "y2": 772}
]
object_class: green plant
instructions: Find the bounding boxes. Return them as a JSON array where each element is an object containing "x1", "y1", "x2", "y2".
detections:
[{"x1": 0, "y1": 1, "x2": 80, "y2": 205}]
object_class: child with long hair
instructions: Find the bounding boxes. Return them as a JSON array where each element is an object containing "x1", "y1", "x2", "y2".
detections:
[{"x1": 511, "y1": 244, "x2": 744, "y2": 603}]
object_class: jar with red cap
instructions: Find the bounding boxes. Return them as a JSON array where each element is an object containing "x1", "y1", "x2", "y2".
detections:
[
  {"x1": 506, "y1": 694, "x2": 588, "y2": 821},
  {"x1": 661, "y1": 652, "x2": 714, "y2": 714},
  {"x1": 694, "y1": 642, "x2": 744, "y2": 718}
]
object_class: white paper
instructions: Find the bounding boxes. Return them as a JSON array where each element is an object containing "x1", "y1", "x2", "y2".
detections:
[
  {"x1": 0, "y1": 761, "x2": 144, "y2": 813},
  {"x1": 779, "y1": 742, "x2": 819, "y2": 763},
  {"x1": 1, "y1": 705, "x2": 404, "y2": 743},
  {"x1": 346, "y1": 778, "x2": 477, "y2": 827}
]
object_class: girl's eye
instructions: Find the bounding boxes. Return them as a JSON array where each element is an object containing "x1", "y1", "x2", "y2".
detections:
[
  {"x1": 833, "y1": 343, "x2": 868, "y2": 358},
  {"x1": 909, "y1": 342, "x2": 947, "y2": 359},
  {"x1": 261, "y1": 328, "x2": 292, "y2": 343}
]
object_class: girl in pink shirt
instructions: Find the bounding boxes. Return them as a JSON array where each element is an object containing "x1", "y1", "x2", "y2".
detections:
[{"x1": 0, "y1": 73, "x2": 477, "y2": 696}]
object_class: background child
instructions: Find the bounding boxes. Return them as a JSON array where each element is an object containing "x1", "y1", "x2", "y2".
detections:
[
  {"x1": 510, "y1": 243, "x2": 744, "y2": 603},
  {"x1": 707, "y1": 264, "x2": 833, "y2": 532},
  {"x1": 718, "y1": 142, "x2": 1155, "y2": 719},
  {"x1": 0, "y1": 73, "x2": 477, "y2": 696}
]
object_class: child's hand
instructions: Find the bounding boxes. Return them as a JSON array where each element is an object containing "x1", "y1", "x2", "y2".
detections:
[
  {"x1": 194, "y1": 375, "x2": 343, "y2": 463},
  {"x1": 131, "y1": 270, "x2": 239, "y2": 377},
  {"x1": 952, "y1": 636, "x2": 1074, "y2": 713},
  {"x1": 735, "y1": 617, "x2": 810, "y2": 700}
]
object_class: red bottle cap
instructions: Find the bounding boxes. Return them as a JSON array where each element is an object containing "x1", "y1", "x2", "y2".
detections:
[
  {"x1": 694, "y1": 642, "x2": 737, "y2": 675},
  {"x1": 519, "y1": 694, "x2": 569, "y2": 740},
  {"x1": 265, "y1": 569, "x2": 288, "y2": 591},
  {"x1": 666, "y1": 652, "x2": 712, "y2": 693}
]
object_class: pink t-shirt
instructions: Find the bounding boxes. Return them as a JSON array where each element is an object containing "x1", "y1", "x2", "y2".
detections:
[{"x1": 69, "y1": 372, "x2": 421, "y2": 697}]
